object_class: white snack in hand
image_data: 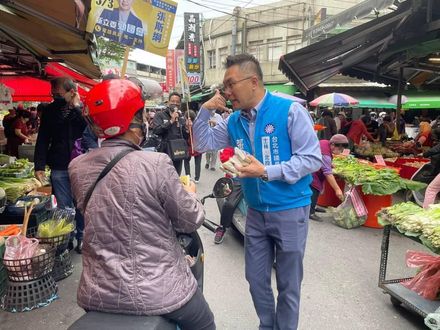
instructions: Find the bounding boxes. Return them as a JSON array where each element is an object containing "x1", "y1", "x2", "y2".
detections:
[{"x1": 234, "y1": 147, "x2": 252, "y2": 164}]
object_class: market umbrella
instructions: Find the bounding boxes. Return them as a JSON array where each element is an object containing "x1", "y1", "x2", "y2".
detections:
[
  {"x1": 310, "y1": 93, "x2": 359, "y2": 107},
  {"x1": 388, "y1": 95, "x2": 408, "y2": 105},
  {"x1": 272, "y1": 91, "x2": 306, "y2": 104}
]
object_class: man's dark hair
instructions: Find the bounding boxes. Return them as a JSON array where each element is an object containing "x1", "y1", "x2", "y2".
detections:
[
  {"x1": 17, "y1": 109, "x2": 31, "y2": 119},
  {"x1": 321, "y1": 110, "x2": 333, "y2": 118},
  {"x1": 50, "y1": 77, "x2": 77, "y2": 92},
  {"x1": 225, "y1": 53, "x2": 263, "y2": 81},
  {"x1": 383, "y1": 115, "x2": 392, "y2": 122},
  {"x1": 361, "y1": 115, "x2": 371, "y2": 125},
  {"x1": 168, "y1": 92, "x2": 181, "y2": 101}
]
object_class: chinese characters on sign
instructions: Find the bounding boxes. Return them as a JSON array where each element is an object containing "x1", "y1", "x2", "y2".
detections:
[
  {"x1": 87, "y1": 0, "x2": 177, "y2": 57},
  {"x1": 184, "y1": 13, "x2": 201, "y2": 86}
]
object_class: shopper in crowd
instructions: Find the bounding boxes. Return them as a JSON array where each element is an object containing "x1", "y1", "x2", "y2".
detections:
[
  {"x1": 69, "y1": 79, "x2": 214, "y2": 330},
  {"x1": 184, "y1": 110, "x2": 202, "y2": 183},
  {"x1": 366, "y1": 112, "x2": 379, "y2": 138},
  {"x1": 27, "y1": 106, "x2": 39, "y2": 134},
  {"x1": 153, "y1": 92, "x2": 190, "y2": 175},
  {"x1": 8, "y1": 109, "x2": 32, "y2": 157},
  {"x1": 205, "y1": 111, "x2": 223, "y2": 170},
  {"x1": 346, "y1": 115, "x2": 375, "y2": 147},
  {"x1": 377, "y1": 115, "x2": 395, "y2": 146},
  {"x1": 317, "y1": 109, "x2": 337, "y2": 140},
  {"x1": 335, "y1": 111, "x2": 346, "y2": 132},
  {"x1": 310, "y1": 134, "x2": 348, "y2": 222},
  {"x1": 192, "y1": 53, "x2": 321, "y2": 330},
  {"x1": 3, "y1": 108, "x2": 16, "y2": 155},
  {"x1": 34, "y1": 77, "x2": 86, "y2": 253}
]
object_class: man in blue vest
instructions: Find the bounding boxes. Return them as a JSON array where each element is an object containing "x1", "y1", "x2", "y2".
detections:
[
  {"x1": 94, "y1": 0, "x2": 145, "y2": 49},
  {"x1": 192, "y1": 53, "x2": 321, "y2": 330}
]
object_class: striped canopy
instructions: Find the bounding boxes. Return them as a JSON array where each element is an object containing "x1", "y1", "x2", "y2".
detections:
[{"x1": 310, "y1": 93, "x2": 359, "y2": 107}]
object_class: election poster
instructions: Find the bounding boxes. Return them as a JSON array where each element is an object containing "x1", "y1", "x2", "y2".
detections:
[
  {"x1": 183, "y1": 13, "x2": 201, "y2": 86},
  {"x1": 87, "y1": 0, "x2": 177, "y2": 57}
]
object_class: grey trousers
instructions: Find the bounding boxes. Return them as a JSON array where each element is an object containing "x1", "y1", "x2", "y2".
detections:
[
  {"x1": 205, "y1": 151, "x2": 218, "y2": 169},
  {"x1": 245, "y1": 206, "x2": 310, "y2": 330}
]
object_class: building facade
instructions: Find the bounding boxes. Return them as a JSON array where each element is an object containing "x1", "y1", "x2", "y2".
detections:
[{"x1": 202, "y1": 0, "x2": 379, "y2": 87}]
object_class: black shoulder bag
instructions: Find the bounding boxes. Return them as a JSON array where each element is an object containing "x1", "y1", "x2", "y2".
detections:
[
  {"x1": 83, "y1": 149, "x2": 135, "y2": 210},
  {"x1": 167, "y1": 118, "x2": 189, "y2": 161}
]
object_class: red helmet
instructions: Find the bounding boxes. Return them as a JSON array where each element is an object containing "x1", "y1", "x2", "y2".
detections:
[{"x1": 84, "y1": 79, "x2": 145, "y2": 138}]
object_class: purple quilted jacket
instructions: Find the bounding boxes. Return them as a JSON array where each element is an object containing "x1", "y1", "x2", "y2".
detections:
[{"x1": 68, "y1": 138, "x2": 204, "y2": 315}]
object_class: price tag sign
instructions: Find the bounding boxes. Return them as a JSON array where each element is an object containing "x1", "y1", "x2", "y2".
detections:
[
  {"x1": 375, "y1": 155, "x2": 386, "y2": 165},
  {"x1": 342, "y1": 149, "x2": 351, "y2": 156}
]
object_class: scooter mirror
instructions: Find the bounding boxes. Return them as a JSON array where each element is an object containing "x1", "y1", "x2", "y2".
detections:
[{"x1": 212, "y1": 177, "x2": 234, "y2": 198}]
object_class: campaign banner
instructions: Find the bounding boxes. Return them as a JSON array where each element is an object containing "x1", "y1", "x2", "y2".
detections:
[
  {"x1": 87, "y1": 0, "x2": 177, "y2": 57},
  {"x1": 166, "y1": 49, "x2": 176, "y2": 89},
  {"x1": 183, "y1": 13, "x2": 201, "y2": 86}
]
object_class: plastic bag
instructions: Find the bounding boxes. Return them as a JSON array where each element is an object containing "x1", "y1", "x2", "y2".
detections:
[
  {"x1": 4, "y1": 234, "x2": 39, "y2": 260},
  {"x1": 330, "y1": 186, "x2": 367, "y2": 229},
  {"x1": 37, "y1": 208, "x2": 76, "y2": 238},
  {"x1": 402, "y1": 250, "x2": 440, "y2": 300}
]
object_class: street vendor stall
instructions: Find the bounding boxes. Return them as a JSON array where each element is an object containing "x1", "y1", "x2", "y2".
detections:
[{"x1": 332, "y1": 156, "x2": 426, "y2": 228}]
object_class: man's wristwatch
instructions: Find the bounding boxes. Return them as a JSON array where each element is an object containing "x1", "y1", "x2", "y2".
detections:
[{"x1": 261, "y1": 167, "x2": 269, "y2": 181}]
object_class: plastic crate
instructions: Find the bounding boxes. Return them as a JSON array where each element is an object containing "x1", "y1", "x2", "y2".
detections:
[
  {"x1": 3, "y1": 245, "x2": 55, "y2": 282},
  {"x1": 0, "y1": 209, "x2": 50, "y2": 229},
  {"x1": 2, "y1": 274, "x2": 57, "y2": 312},
  {"x1": 5, "y1": 196, "x2": 50, "y2": 216}
]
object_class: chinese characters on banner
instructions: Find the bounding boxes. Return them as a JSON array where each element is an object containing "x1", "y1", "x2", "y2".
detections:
[
  {"x1": 183, "y1": 13, "x2": 201, "y2": 86},
  {"x1": 86, "y1": 0, "x2": 177, "y2": 57},
  {"x1": 166, "y1": 49, "x2": 176, "y2": 89},
  {"x1": 166, "y1": 49, "x2": 184, "y2": 91}
]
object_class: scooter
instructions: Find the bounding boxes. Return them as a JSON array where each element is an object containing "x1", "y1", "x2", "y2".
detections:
[
  {"x1": 68, "y1": 177, "x2": 233, "y2": 330},
  {"x1": 215, "y1": 181, "x2": 247, "y2": 237}
]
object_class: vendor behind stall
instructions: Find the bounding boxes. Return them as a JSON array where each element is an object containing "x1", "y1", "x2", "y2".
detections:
[
  {"x1": 7, "y1": 109, "x2": 32, "y2": 157},
  {"x1": 377, "y1": 115, "x2": 395, "y2": 146},
  {"x1": 310, "y1": 134, "x2": 349, "y2": 221},
  {"x1": 415, "y1": 121, "x2": 433, "y2": 147},
  {"x1": 345, "y1": 115, "x2": 375, "y2": 147}
]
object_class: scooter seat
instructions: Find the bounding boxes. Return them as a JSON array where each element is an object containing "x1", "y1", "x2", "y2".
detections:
[{"x1": 68, "y1": 311, "x2": 176, "y2": 330}]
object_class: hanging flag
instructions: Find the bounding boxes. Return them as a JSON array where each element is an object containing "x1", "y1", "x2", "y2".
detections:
[
  {"x1": 184, "y1": 13, "x2": 201, "y2": 86},
  {"x1": 86, "y1": 0, "x2": 177, "y2": 56}
]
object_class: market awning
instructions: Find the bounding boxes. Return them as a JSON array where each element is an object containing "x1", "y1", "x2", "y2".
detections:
[
  {"x1": 357, "y1": 99, "x2": 396, "y2": 109},
  {"x1": 265, "y1": 83, "x2": 297, "y2": 95},
  {"x1": 402, "y1": 97, "x2": 440, "y2": 109},
  {"x1": 279, "y1": 0, "x2": 440, "y2": 94},
  {"x1": 0, "y1": 0, "x2": 101, "y2": 79},
  {"x1": 0, "y1": 76, "x2": 88, "y2": 102}
]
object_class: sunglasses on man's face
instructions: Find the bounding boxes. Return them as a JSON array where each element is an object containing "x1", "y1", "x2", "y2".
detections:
[{"x1": 333, "y1": 143, "x2": 349, "y2": 148}]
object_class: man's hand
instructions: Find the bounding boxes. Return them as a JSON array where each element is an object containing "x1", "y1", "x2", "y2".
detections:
[
  {"x1": 35, "y1": 170, "x2": 47, "y2": 184},
  {"x1": 335, "y1": 188, "x2": 344, "y2": 201},
  {"x1": 202, "y1": 90, "x2": 229, "y2": 112},
  {"x1": 183, "y1": 180, "x2": 196, "y2": 194},
  {"x1": 170, "y1": 111, "x2": 179, "y2": 123},
  {"x1": 235, "y1": 155, "x2": 265, "y2": 178}
]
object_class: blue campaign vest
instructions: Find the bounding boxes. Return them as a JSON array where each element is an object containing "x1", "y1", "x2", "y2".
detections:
[{"x1": 227, "y1": 92, "x2": 312, "y2": 212}]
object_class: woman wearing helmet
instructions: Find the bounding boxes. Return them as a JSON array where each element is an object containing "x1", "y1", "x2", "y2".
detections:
[{"x1": 68, "y1": 79, "x2": 215, "y2": 330}]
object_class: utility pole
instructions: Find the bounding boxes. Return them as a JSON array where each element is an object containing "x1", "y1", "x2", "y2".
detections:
[{"x1": 231, "y1": 6, "x2": 240, "y2": 56}]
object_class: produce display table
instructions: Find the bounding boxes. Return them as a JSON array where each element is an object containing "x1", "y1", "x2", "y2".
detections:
[
  {"x1": 317, "y1": 178, "x2": 345, "y2": 207},
  {"x1": 379, "y1": 225, "x2": 440, "y2": 325}
]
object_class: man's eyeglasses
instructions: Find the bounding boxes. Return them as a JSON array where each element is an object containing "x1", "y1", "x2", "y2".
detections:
[{"x1": 222, "y1": 76, "x2": 254, "y2": 92}]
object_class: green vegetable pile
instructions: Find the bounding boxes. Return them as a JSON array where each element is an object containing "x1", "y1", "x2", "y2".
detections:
[
  {"x1": 0, "y1": 158, "x2": 33, "y2": 178},
  {"x1": 0, "y1": 177, "x2": 42, "y2": 202},
  {"x1": 37, "y1": 218, "x2": 75, "y2": 238},
  {"x1": 333, "y1": 156, "x2": 427, "y2": 195},
  {"x1": 378, "y1": 202, "x2": 440, "y2": 253}
]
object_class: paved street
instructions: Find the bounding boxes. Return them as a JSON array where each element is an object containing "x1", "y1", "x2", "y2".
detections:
[{"x1": 0, "y1": 158, "x2": 429, "y2": 329}]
